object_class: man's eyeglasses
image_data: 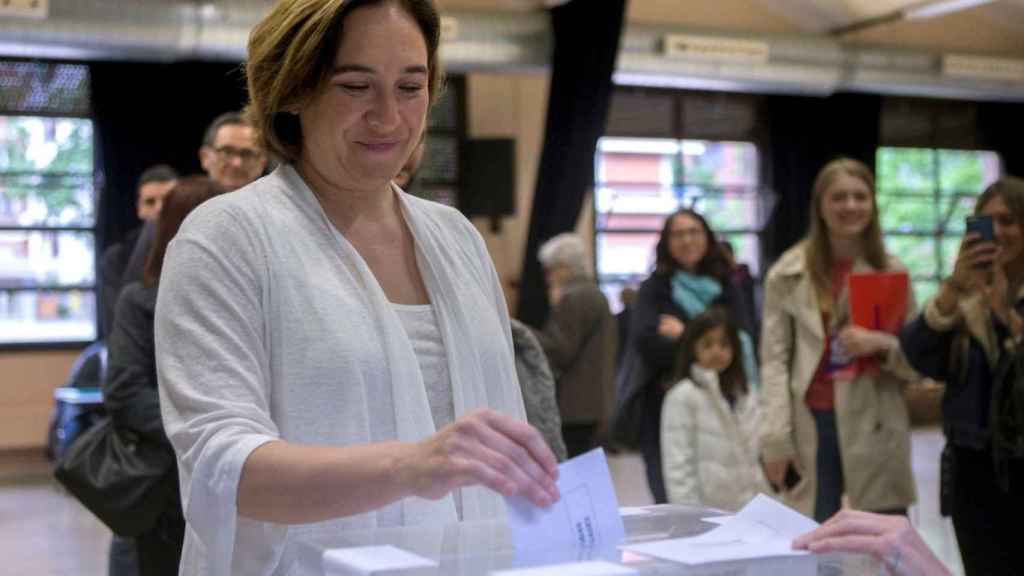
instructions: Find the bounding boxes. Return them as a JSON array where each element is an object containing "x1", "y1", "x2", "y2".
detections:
[{"x1": 213, "y1": 146, "x2": 263, "y2": 163}]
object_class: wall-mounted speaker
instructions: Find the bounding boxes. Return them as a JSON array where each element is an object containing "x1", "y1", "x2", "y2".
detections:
[{"x1": 458, "y1": 138, "x2": 516, "y2": 229}]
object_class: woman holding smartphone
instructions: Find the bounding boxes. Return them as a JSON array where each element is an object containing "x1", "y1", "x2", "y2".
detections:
[
  {"x1": 759, "y1": 158, "x2": 919, "y2": 522},
  {"x1": 900, "y1": 177, "x2": 1024, "y2": 576}
]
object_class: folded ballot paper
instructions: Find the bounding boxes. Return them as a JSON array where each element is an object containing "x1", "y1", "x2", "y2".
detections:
[
  {"x1": 505, "y1": 448, "x2": 625, "y2": 552},
  {"x1": 620, "y1": 494, "x2": 819, "y2": 566}
]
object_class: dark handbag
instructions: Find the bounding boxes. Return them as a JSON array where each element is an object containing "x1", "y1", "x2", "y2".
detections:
[
  {"x1": 611, "y1": 348, "x2": 659, "y2": 450},
  {"x1": 54, "y1": 417, "x2": 177, "y2": 537},
  {"x1": 611, "y1": 384, "x2": 646, "y2": 449}
]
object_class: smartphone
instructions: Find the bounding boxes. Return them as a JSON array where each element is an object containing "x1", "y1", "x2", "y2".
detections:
[
  {"x1": 966, "y1": 215, "x2": 996, "y2": 269},
  {"x1": 965, "y1": 214, "x2": 995, "y2": 243}
]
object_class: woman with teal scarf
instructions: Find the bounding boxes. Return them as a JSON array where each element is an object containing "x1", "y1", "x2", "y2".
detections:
[{"x1": 615, "y1": 208, "x2": 757, "y2": 503}]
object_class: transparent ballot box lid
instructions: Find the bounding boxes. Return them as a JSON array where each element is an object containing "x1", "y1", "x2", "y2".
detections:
[{"x1": 293, "y1": 504, "x2": 876, "y2": 576}]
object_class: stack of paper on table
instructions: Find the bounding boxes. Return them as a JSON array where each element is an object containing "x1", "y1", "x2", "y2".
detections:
[{"x1": 620, "y1": 494, "x2": 818, "y2": 565}]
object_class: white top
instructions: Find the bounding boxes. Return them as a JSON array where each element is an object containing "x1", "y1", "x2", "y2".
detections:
[
  {"x1": 392, "y1": 304, "x2": 455, "y2": 431},
  {"x1": 155, "y1": 165, "x2": 525, "y2": 576},
  {"x1": 661, "y1": 365, "x2": 771, "y2": 512},
  {"x1": 392, "y1": 303, "x2": 462, "y2": 518}
]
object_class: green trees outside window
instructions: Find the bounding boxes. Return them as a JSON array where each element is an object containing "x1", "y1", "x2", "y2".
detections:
[
  {"x1": 0, "y1": 115, "x2": 96, "y2": 344},
  {"x1": 876, "y1": 147, "x2": 1002, "y2": 304}
]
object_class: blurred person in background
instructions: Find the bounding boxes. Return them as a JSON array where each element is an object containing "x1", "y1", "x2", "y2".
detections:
[
  {"x1": 615, "y1": 208, "x2": 757, "y2": 503},
  {"x1": 105, "y1": 176, "x2": 225, "y2": 576},
  {"x1": 759, "y1": 158, "x2": 918, "y2": 522},
  {"x1": 532, "y1": 232, "x2": 617, "y2": 458},
  {"x1": 120, "y1": 113, "x2": 268, "y2": 306},
  {"x1": 720, "y1": 239, "x2": 759, "y2": 343},
  {"x1": 99, "y1": 165, "x2": 178, "y2": 336},
  {"x1": 198, "y1": 111, "x2": 268, "y2": 192},
  {"x1": 899, "y1": 176, "x2": 1024, "y2": 575},
  {"x1": 661, "y1": 308, "x2": 770, "y2": 510}
]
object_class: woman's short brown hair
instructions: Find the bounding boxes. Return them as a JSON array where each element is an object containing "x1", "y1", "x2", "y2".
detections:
[{"x1": 245, "y1": 0, "x2": 443, "y2": 163}]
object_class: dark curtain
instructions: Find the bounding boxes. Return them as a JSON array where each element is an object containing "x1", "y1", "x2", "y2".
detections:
[
  {"x1": 516, "y1": 0, "x2": 627, "y2": 327},
  {"x1": 92, "y1": 60, "x2": 248, "y2": 250},
  {"x1": 762, "y1": 92, "x2": 881, "y2": 265},
  {"x1": 978, "y1": 101, "x2": 1024, "y2": 178}
]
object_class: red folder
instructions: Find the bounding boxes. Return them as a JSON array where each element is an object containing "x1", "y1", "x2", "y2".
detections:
[
  {"x1": 848, "y1": 271, "x2": 910, "y2": 373},
  {"x1": 848, "y1": 271, "x2": 910, "y2": 334}
]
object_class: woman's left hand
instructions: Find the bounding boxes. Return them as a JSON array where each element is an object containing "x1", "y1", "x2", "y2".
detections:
[
  {"x1": 837, "y1": 325, "x2": 891, "y2": 358},
  {"x1": 793, "y1": 509, "x2": 952, "y2": 576}
]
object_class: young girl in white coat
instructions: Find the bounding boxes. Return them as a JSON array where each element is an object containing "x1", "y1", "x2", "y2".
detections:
[{"x1": 661, "y1": 308, "x2": 770, "y2": 511}]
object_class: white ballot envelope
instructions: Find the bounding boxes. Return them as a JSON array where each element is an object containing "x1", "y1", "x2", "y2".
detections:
[
  {"x1": 505, "y1": 448, "x2": 625, "y2": 551},
  {"x1": 620, "y1": 494, "x2": 819, "y2": 566}
]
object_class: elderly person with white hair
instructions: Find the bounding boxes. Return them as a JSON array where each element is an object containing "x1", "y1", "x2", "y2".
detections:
[{"x1": 531, "y1": 233, "x2": 618, "y2": 457}]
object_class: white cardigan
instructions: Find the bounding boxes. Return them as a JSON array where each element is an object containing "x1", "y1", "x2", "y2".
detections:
[
  {"x1": 155, "y1": 166, "x2": 525, "y2": 575},
  {"x1": 661, "y1": 365, "x2": 771, "y2": 512}
]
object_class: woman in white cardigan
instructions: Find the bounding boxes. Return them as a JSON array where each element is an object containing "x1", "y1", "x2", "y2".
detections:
[
  {"x1": 661, "y1": 309, "x2": 770, "y2": 511},
  {"x1": 155, "y1": 1, "x2": 558, "y2": 574}
]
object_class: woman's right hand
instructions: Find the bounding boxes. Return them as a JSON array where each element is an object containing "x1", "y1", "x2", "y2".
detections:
[
  {"x1": 949, "y1": 232, "x2": 996, "y2": 291},
  {"x1": 658, "y1": 314, "x2": 685, "y2": 340},
  {"x1": 400, "y1": 408, "x2": 560, "y2": 508},
  {"x1": 762, "y1": 457, "x2": 800, "y2": 492},
  {"x1": 936, "y1": 232, "x2": 996, "y2": 314}
]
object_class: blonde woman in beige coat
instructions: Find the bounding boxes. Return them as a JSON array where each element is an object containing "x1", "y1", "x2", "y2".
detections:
[{"x1": 759, "y1": 158, "x2": 918, "y2": 521}]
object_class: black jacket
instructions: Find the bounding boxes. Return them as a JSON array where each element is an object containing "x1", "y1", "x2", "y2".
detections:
[
  {"x1": 899, "y1": 303, "x2": 1015, "y2": 450},
  {"x1": 104, "y1": 282, "x2": 170, "y2": 446},
  {"x1": 615, "y1": 271, "x2": 753, "y2": 436}
]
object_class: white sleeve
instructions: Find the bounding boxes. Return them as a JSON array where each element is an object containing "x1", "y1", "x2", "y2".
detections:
[
  {"x1": 155, "y1": 205, "x2": 281, "y2": 575},
  {"x1": 661, "y1": 383, "x2": 700, "y2": 505}
]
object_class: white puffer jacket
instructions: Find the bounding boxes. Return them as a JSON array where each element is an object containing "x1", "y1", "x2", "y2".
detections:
[{"x1": 661, "y1": 365, "x2": 771, "y2": 512}]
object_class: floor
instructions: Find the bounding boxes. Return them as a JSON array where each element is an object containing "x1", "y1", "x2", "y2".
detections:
[{"x1": 1, "y1": 427, "x2": 963, "y2": 575}]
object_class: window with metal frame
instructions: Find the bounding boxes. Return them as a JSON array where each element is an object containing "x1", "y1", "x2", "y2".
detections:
[
  {"x1": 593, "y1": 136, "x2": 765, "y2": 312},
  {"x1": 0, "y1": 61, "x2": 96, "y2": 346},
  {"x1": 875, "y1": 146, "x2": 1002, "y2": 304}
]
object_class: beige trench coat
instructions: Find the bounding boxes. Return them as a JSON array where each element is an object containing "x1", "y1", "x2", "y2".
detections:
[{"x1": 758, "y1": 242, "x2": 918, "y2": 516}]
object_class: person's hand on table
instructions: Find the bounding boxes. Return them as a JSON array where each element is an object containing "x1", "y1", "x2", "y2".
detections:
[
  {"x1": 793, "y1": 509, "x2": 952, "y2": 576},
  {"x1": 401, "y1": 408, "x2": 560, "y2": 508}
]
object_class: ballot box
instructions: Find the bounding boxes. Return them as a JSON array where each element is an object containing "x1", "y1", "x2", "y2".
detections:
[{"x1": 292, "y1": 504, "x2": 877, "y2": 576}]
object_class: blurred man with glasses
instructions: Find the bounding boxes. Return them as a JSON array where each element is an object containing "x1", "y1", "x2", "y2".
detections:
[
  {"x1": 119, "y1": 113, "x2": 267, "y2": 301},
  {"x1": 198, "y1": 111, "x2": 268, "y2": 191}
]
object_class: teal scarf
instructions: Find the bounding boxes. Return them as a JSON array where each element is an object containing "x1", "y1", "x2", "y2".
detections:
[
  {"x1": 670, "y1": 271, "x2": 721, "y2": 318},
  {"x1": 670, "y1": 270, "x2": 760, "y2": 389}
]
